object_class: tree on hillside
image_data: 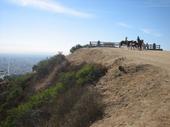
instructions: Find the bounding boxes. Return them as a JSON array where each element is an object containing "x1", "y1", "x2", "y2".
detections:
[{"x1": 70, "y1": 44, "x2": 82, "y2": 53}]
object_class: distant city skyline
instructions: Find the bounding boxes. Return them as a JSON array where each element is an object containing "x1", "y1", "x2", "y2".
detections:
[
  {"x1": 0, "y1": 0, "x2": 170, "y2": 54},
  {"x1": 0, "y1": 53, "x2": 48, "y2": 78}
]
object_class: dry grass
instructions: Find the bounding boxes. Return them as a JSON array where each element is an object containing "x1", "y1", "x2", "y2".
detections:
[{"x1": 67, "y1": 48, "x2": 170, "y2": 127}]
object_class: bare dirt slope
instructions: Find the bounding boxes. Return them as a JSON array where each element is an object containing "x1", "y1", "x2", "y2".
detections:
[{"x1": 68, "y1": 48, "x2": 170, "y2": 127}]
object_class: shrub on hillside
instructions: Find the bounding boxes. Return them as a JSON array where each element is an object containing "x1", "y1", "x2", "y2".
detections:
[
  {"x1": 32, "y1": 53, "x2": 67, "y2": 79},
  {"x1": 70, "y1": 44, "x2": 82, "y2": 53},
  {"x1": 58, "y1": 71, "x2": 76, "y2": 89},
  {"x1": 76, "y1": 64, "x2": 107, "y2": 85},
  {"x1": 63, "y1": 88, "x2": 103, "y2": 127},
  {"x1": 0, "y1": 73, "x2": 34, "y2": 121},
  {"x1": 43, "y1": 86, "x2": 103, "y2": 127},
  {"x1": 0, "y1": 83, "x2": 65, "y2": 127},
  {"x1": 58, "y1": 64, "x2": 107, "y2": 87}
]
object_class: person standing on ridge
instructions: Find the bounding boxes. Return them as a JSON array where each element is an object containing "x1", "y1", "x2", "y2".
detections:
[{"x1": 137, "y1": 36, "x2": 140, "y2": 43}]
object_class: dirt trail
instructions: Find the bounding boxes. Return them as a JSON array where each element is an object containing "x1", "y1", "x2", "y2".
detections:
[
  {"x1": 34, "y1": 61, "x2": 68, "y2": 91},
  {"x1": 34, "y1": 66, "x2": 58, "y2": 91},
  {"x1": 68, "y1": 48, "x2": 170, "y2": 127},
  {"x1": 68, "y1": 48, "x2": 170, "y2": 74}
]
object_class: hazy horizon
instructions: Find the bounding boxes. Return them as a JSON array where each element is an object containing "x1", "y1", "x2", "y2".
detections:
[
  {"x1": 1, "y1": 0, "x2": 170, "y2": 54},
  {"x1": 0, "y1": 52, "x2": 57, "y2": 56}
]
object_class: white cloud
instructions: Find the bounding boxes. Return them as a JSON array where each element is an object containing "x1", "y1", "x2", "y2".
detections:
[
  {"x1": 8, "y1": 0, "x2": 92, "y2": 18},
  {"x1": 117, "y1": 22, "x2": 132, "y2": 29},
  {"x1": 141, "y1": 28, "x2": 162, "y2": 37}
]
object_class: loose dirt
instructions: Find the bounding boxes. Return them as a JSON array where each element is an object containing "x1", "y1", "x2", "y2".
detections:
[{"x1": 68, "y1": 48, "x2": 170, "y2": 127}]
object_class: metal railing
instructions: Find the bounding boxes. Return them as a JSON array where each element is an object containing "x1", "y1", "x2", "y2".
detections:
[{"x1": 89, "y1": 41, "x2": 119, "y2": 48}]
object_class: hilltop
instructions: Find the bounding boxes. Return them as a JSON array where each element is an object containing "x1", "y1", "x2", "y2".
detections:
[
  {"x1": 68, "y1": 48, "x2": 170, "y2": 70},
  {"x1": 0, "y1": 48, "x2": 170, "y2": 127},
  {"x1": 68, "y1": 48, "x2": 170, "y2": 127}
]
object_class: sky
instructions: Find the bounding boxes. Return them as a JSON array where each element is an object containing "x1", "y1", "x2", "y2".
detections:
[{"x1": 0, "y1": 0, "x2": 170, "y2": 54}]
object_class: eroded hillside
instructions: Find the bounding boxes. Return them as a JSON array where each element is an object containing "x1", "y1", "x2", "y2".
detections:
[
  {"x1": 1, "y1": 48, "x2": 170, "y2": 127},
  {"x1": 68, "y1": 48, "x2": 170, "y2": 127}
]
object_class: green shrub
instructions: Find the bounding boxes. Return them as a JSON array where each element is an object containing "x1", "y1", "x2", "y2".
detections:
[
  {"x1": 58, "y1": 72, "x2": 76, "y2": 88},
  {"x1": 0, "y1": 73, "x2": 34, "y2": 121},
  {"x1": 33, "y1": 53, "x2": 67, "y2": 79},
  {"x1": 58, "y1": 64, "x2": 106, "y2": 86},
  {"x1": 76, "y1": 64, "x2": 106, "y2": 85},
  {"x1": 1, "y1": 83, "x2": 64, "y2": 127},
  {"x1": 70, "y1": 44, "x2": 82, "y2": 53},
  {"x1": 44, "y1": 86, "x2": 103, "y2": 127}
]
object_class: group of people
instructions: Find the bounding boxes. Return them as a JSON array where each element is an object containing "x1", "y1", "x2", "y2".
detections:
[{"x1": 119, "y1": 36, "x2": 154, "y2": 50}]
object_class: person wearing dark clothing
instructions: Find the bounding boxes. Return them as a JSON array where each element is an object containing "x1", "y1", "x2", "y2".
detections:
[
  {"x1": 97, "y1": 40, "x2": 101, "y2": 47},
  {"x1": 137, "y1": 36, "x2": 140, "y2": 43},
  {"x1": 153, "y1": 43, "x2": 156, "y2": 50}
]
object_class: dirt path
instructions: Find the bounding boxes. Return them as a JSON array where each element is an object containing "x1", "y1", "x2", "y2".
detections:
[
  {"x1": 107, "y1": 48, "x2": 170, "y2": 72},
  {"x1": 34, "y1": 66, "x2": 58, "y2": 91},
  {"x1": 68, "y1": 48, "x2": 170, "y2": 73},
  {"x1": 68, "y1": 48, "x2": 170, "y2": 127},
  {"x1": 34, "y1": 61, "x2": 68, "y2": 91}
]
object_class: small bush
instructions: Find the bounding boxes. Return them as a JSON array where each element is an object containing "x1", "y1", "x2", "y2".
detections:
[
  {"x1": 76, "y1": 64, "x2": 107, "y2": 85},
  {"x1": 70, "y1": 44, "x2": 82, "y2": 53},
  {"x1": 44, "y1": 86, "x2": 103, "y2": 127},
  {"x1": 58, "y1": 71, "x2": 76, "y2": 88}
]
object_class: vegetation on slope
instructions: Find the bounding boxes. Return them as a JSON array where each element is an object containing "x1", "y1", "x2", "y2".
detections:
[
  {"x1": 32, "y1": 53, "x2": 67, "y2": 79},
  {"x1": 0, "y1": 53, "x2": 107, "y2": 127},
  {"x1": 70, "y1": 44, "x2": 83, "y2": 53},
  {"x1": 0, "y1": 73, "x2": 34, "y2": 121},
  {"x1": 70, "y1": 44, "x2": 89, "y2": 53}
]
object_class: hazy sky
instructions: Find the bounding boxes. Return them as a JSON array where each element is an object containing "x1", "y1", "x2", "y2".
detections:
[{"x1": 0, "y1": 0, "x2": 170, "y2": 54}]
